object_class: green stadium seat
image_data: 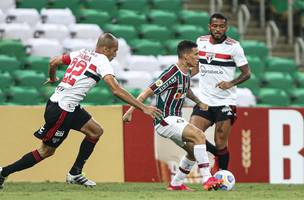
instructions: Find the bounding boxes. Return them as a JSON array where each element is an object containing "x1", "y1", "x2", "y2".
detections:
[
  {"x1": 237, "y1": 73, "x2": 260, "y2": 95},
  {"x1": 12, "y1": 70, "x2": 46, "y2": 88},
  {"x1": 147, "y1": 10, "x2": 178, "y2": 26},
  {"x1": 0, "y1": 40, "x2": 27, "y2": 60},
  {"x1": 164, "y1": 39, "x2": 182, "y2": 55},
  {"x1": 48, "y1": 0, "x2": 80, "y2": 14},
  {"x1": 241, "y1": 40, "x2": 269, "y2": 61},
  {"x1": 261, "y1": 72, "x2": 295, "y2": 92},
  {"x1": 130, "y1": 39, "x2": 165, "y2": 55},
  {"x1": 83, "y1": 87, "x2": 113, "y2": 105},
  {"x1": 16, "y1": 0, "x2": 48, "y2": 11},
  {"x1": 291, "y1": 71, "x2": 304, "y2": 87},
  {"x1": 85, "y1": 0, "x2": 117, "y2": 14},
  {"x1": 227, "y1": 26, "x2": 240, "y2": 41},
  {"x1": 173, "y1": 25, "x2": 207, "y2": 40},
  {"x1": 152, "y1": 0, "x2": 182, "y2": 12},
  {"x1": 7, "y1": 86, "x2": 42, "y2": 105},
  {"x1": 23, "y1": 56, "x2": 50, "y2": 74},
  {"x1": 257, "y1": 88, "x2": 290, "y2": 106},
  {"x1": 0, "y1": 89, "x2": 6, "y2": 104},
  {"x1": 0, "y1": 72, "x2": 13, "y2": 90},
  {"x1": 139, "y1": 24, "x2": 171, "y2": 42},
  {"x1": 265, "y1": 57, "x2": 297, "y2": 73},
  {"x1": 118, "y1": 0, "x2": 150, "y2": 13},
  {"x1": 179, "y1": 10, "x2": 209, "y2": 27},
  {"x1": 289, "y1": 88, "x2": 304, "y2": 106},
  {"x1": 0, "y1": 55, "x2": 21, "y2": 74},
  {"x1": 77, "y1": 10, "x2": 111, "y2": 27},
  {"x1": 115, "y1": 10, "x2": 146, "y2": 27},
  {"x1": 104, "y1": 24, "x2": 138, "y2": 41},
  {"x1": 246, "y1": 56, "x2": 264, "y2": 76}
]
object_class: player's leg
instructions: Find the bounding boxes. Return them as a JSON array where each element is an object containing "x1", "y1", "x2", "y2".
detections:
[
  {"x1": 67, "y1": 108, "x2": 102, "y2": 187},
  {"x1": 190, "y1": 105, "x2": 218, "y2": 156},
  {"x1": 214, "y1": 119, "x2": 232, "y2": 170},
  {"x1": 213, "y1": 105, "x2": 236, "y2": 170}
]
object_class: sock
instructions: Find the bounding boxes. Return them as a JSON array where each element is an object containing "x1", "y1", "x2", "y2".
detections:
[
  {"x1": 69, "y1": 136, "x2": 98, "y2": 175},
  {"x1": 1, "y1": 150, "x2": 43, "y2": 177},
  {"x1": 218, "y1": 147, "x2": 229, "y2": 170},
  {"x1": 193, "y1": 144, "x2": 211, "y2": 183},
  {"x1": 170, "y1": 156, "x2": 196, "y2": 186},
  {"x1": 206, "y1": 140, "x2": 218, "y2": 156}
]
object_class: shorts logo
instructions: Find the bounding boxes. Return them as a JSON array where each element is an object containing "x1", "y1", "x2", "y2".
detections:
[
  {"x1": 37, "y1": 126, "x2": 45, "y2": 135},
  {"x1": 176, "y1": 119, "x2": 184, "y2": 123},
  {"x1": 52, "y1": 138, "x2": 60, "y2": 143},
  {"x1": 54, "y1": 130, "x2": 65, "y2": 137},
  {"x1": 155, "y1": 79, "x2": 163, "y2": 87},
  {"x1": 206, "y1": 52, "x2": 215, "y2": 63},
  {"x1": 221, "y1": 106, "x2": 233, "y2": 116}
]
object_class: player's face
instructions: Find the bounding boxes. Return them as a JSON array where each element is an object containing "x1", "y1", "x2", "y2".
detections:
[
  {"x1": 106, "y1": 41, "x2": 118, "y2": 61},
  {"x1": 209, "y1": 18, "x2": 227, "y2": 41},
  {"x1": 187, "y1": 47, "x2": 199, "y2": 68}
]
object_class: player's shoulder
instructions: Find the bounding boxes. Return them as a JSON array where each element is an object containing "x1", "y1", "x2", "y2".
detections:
[
  {"x1": 197, "y1": 35, "x2": 211, "y2": 42},
  {"x1": 224, "y1": 37, "x2": 240, "y2": 46}
]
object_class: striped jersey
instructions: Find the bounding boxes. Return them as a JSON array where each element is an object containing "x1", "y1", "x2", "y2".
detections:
[
  {"x1": 149, "y1": 64, "x2": 191, "y2": 125},
  {"x1": 50, "y1": 49, "x2": 114, "y2": 112},
  {"x1": 196, "y1": 35, "x2": 248, "y2": 106}
]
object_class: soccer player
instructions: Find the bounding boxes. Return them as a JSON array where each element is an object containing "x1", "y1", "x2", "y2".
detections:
[
  {"x1": 123, "y1": 40, "x2": 222, "y2": 191},
  {"x1": 190, "y1": 13, "x2": 251, "y2": 173},
  {"x1": 0, "y1": 33, "x2": 162, "y2": 189}
]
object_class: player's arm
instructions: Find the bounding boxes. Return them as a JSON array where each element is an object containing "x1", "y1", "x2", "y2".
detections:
[
  {"x1": 122, "y1": 87, "x2": 155, "y2": 122},
  {"x1": 187, "y1": 88, "x2": 208, "y2": 110},
  {"x1": 216, "y1": 64, "x2": 251, "y2": 90},
  {"x1": 45, "y1": 54, "x2": 71, "y2": 84},
  {"x1": 103, "y1": 74, "x2": 161, "y2": 119}
]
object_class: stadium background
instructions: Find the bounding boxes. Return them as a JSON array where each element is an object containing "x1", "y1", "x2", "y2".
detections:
[{"x1": 0, "y1": 0, "x2": 303, "y2": 184}]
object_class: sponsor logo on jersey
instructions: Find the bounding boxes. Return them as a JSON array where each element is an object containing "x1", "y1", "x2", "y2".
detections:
[
  {"x1": 176, "y1": 119, "x2": 185, "y2": 123},
  {"x1": 155, "y1": 79, "x2": 163, "y2": 87},
  {"x1": 158, "y1": 77, "x2": 177, "y2": 91},
  {"x1": 200, "y1": 65, "x2": 223, "y2": 76}
]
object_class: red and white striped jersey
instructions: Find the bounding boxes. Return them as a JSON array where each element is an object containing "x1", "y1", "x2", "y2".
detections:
[
  {"x1": 50, "y1": 49, "x2": 114, "y2": 112},
  {"x1": 196, "y1": 35, "x2": 248, "y2": 106}
]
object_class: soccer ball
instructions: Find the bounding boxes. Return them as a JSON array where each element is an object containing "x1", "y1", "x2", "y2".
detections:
[{"x1": 214, "y1": 170, "x2": 235, "y2": 191}]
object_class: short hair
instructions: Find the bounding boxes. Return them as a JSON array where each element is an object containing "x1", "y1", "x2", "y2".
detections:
[
  {"x1": 96, "y1": 33, "x2": 118, "y2": 49},
  {"x1": 177, "y1": 40, "x2": 197, "y2": 58},
  {"x1": 209, "y1": 13, "x2": 227, "y2": 24}
]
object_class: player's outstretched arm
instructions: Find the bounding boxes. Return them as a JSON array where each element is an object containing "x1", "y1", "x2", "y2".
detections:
[
  {"x1": 123, "y1": 87, "x2": 155, "y2": 122},
  {"x1": 187, "y1": 88, "x2": 208, "y2": 110},
  {"x1": 44, "y1": 55, "x2": 63, "y2": 85},
  {"x1": 103, "y1": 75, "x2": 162, "y2": 120}
]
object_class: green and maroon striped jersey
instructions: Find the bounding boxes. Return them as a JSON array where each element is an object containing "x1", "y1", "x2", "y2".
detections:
[{"x1": 149, "y1": 64, "x2": 191, "y2": 125}]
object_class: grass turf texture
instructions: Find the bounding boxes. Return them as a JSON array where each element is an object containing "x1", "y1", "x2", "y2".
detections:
[{"x1": 0, "y1": 182, "x2": 303, "y2": 200}]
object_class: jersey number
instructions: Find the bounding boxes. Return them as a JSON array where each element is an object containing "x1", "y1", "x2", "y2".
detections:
[{"x1": 62, "y1": 58, "x2": 96, "y2": 86}]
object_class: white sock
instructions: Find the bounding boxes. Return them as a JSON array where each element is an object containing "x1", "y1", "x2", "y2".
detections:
[
  {"x1": 170, "y1": 156, "x2": 196, "y2": 186},
  {"x1": 193, "y1": 144, "x2": 211, "y2": 183}
]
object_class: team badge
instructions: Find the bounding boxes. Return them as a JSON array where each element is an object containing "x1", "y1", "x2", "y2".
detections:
[
  {"x1": 155, "y1": 79, "x2": 163, "y2": 87},
  {"x1": 206, "y1": 52, "x2": 215, "y2": 63}
]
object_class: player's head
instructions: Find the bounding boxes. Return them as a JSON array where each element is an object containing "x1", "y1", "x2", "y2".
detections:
[
  {"x1": 177, "y1": 40, "x2": 199, "y2": 68},
  {"x1": 208, "y1": 13, "x2": 228, "y2": 42},
  {"x1": 96, "y1": 33, "x2": 118, "y2": 61}
]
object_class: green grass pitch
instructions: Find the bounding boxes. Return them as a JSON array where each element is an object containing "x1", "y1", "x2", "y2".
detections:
[{"x1": 0, "y1": 182, "x2": 303, "y2": 200}]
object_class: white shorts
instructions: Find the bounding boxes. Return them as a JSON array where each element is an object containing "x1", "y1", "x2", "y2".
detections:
[{"x1": 155, "y1": 116, "x2": 189, "y2": 147}]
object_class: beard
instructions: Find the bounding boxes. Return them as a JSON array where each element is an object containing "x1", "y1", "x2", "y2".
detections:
[{"x1": 210, "y1": 32, "x2": 227, "y2": 43}]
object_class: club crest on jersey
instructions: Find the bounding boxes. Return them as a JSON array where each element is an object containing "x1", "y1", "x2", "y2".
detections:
[
  {"x1": 155, "y1": 79, "x2": 163, "y2": 87},
  {"x1": 206, "y1": 52, "x2": 215, "y2": 63}
]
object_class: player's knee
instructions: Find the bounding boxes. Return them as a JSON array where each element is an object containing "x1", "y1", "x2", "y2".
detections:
[
  {"x1": 38, "y1": 146, "x2": 56, "y2": 158},
  {"x1": 94, "y1": 124, "x2": 103, "y2": 138}
]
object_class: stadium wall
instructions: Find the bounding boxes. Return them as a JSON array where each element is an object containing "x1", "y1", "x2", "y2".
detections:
[{"x1": 0, "y1": 106, "x2": 124, "y2": 182}]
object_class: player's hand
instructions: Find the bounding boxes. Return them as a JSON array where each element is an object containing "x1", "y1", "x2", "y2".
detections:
[
  {"x1": 216, "y1": 81, "x2": 234, "y2": 90},
  {"x1": 198, "y1": 102, "x2": 208, "y2": 111},
  {"x1": 123, "y1": 110, "x2": 133, "y2": 123},
  {"x1": 44, "y1": 77, "x2": 59, "y2": 85},
  {"x1": 143, "y1": 105, "x2": 162, "y2": 120}
]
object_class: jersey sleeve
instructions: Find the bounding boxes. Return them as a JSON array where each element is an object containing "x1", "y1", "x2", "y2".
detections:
[
  {"x1": 149, "y1": 66, "x2": 177, "y2": 95},
  {"x1": 233, "y1": 43, "x2": 248, "y2": 67},
  {"x1": 96, "y1": 55, "x2": 115, "y2": 78}
]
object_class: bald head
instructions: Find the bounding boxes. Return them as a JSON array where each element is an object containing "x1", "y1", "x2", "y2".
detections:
[
  {"x1": 96, "y1": 33, "x2": 118, "y2": 49},
  {"x1": 96, "y1": 33, "x2": 118, "y2": 61}
]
